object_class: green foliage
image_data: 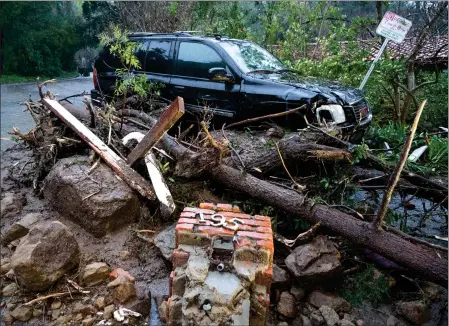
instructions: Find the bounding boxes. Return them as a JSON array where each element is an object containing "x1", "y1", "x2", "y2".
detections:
[
  {"x1": 340, "y1": 266, "x2": 391, "y2": 307},
  {"x1": 352, "y1": 142, "x2": 369, "y2": 164},
  {"x1": 99, "y1": 25, "x2": 162, "y2": 101},
  {"x1": 1, "y1": 2, "x2": 83, "y2": 77}
]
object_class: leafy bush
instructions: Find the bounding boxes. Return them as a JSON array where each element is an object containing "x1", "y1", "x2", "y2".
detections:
[{"x1": 74, "y1": 47, "x2": 99, "y2": 71}]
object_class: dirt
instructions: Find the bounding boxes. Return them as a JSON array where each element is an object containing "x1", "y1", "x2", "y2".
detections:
[{"x1": 0, "y1": 145, "x2": 171, "y2": 325}]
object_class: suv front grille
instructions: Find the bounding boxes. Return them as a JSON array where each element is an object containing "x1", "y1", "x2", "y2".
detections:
[{"x1": 349, "y1": 100, "x2": 369, "y2": 122}]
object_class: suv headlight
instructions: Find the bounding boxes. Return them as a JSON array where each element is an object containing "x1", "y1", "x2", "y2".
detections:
[{"x1": 316, "y1": 105, "x2": 346, "y2": 124}]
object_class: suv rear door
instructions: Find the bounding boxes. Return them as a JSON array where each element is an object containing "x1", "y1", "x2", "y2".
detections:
[
  {"x1": 139, "y1": 38, "x2": 174, "y2": 100},
  {"x1": 169, "y1": 40, "x2": 241, "y2": 118}
]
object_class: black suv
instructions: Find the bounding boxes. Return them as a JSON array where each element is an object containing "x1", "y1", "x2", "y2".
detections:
[{"x1": 92, "y1": 32, "x2": 372, "y2": 142}]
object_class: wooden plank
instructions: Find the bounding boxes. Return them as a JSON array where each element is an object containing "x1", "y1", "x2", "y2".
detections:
[
  {"x1": 123, "y1": 132, "x2": 176, "y2": 219},
  {"x1": 42, "y1": 98, "x2": 156, "y2": 201},
  {"x1": 127, "y1": 97, "x2": 184, "y2": 166}
]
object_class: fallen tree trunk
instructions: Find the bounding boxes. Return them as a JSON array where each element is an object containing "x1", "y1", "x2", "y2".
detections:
[
  {"x1": 119, "y1": 111, "x2": 448, "y2": 284},
  {"x1": 211, "y1": 164, "x2": 448, "y2": 285}
]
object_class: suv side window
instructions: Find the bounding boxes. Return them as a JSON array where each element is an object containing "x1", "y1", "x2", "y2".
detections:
[
  {"x1": 133, "y1": 40, "x2": 150, "y2": 71},
  {"x1": 145, "y1": 40, "x2": 172, "y2": 74},
  {"x1": 175, "y1": 42, "x2": 226, "y2": 79}
]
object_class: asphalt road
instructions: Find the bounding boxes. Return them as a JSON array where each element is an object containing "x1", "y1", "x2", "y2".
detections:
[{"x1": 1, "y1": 76, "x2": 94, "y2": 151}]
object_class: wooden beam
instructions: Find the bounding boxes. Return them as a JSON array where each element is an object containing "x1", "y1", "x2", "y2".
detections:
[
  {"x1": 127, "y1": 97, "x2": 184, "y2": 166},
  {"x1": 42, "y1": 98, "x2": 156, "y2": 201}
]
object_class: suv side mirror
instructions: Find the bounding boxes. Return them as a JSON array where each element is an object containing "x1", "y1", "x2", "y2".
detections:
[{"x1": 208, "y1": 67, "x2": 234, "y2": 83}]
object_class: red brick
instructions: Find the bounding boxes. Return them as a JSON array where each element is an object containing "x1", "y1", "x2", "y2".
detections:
[
  {"x1": 199, "y1": 202, "x2": 216, "y2": 210},
  {"x1": 256, "y1": 226, "x2": 273, "y2": 234},
  {"x1": 109, "y1": 268, "x2": 135, "y2": 282},
  {"x1": 175, "y1": 223, "x2": 194, "y2": 232},
  {"x1": 178, "y1": 217, "x2": 211, "y2": 226},
  {"x1": 257, "y1": 240, "x2": 274, "y2": 253},
  {"x1": 172, "y1": 250, "x2": 190, "y2": 267},
  {"x1": 237, "y1": 231, "x2": 273, "y2": 241},
  {"x1": 232, "y1": 205, "x2": 241, "y2": 213},
  {"x1": 217, "y1": 203, "x2": 233, "y2": 212},
  {"x1": 235, "y1": 224, "x2": 254, "y2": 231},
  {"x1": 255, "y1": 215, "x2": 271, "y2": 222},
  {"x1": 197, "y1": 226, "x2": 235, "y2": 237},
  {"x1": 183, "y1": 207, "x2": 215, "y2": 214},
  {"x1": 255, "y1": 267, "x2": 273, "y2": 291},
  {"x1": 240, "y1": 218, "x2": 271, "y2": 228},
  {"x1": 180, "y1": 211, "x2": 196, "y2": 218},
  {"x1": 221, "y1": 211, "x2": 252, "y2": 219},
  {"x1": 234, "y1": 238, "x2": 255, "y2": 250}
]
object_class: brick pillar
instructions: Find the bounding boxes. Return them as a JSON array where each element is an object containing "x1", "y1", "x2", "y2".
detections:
[{"x1": 166, "y1": 203, "x2": 274, "y2": 325}]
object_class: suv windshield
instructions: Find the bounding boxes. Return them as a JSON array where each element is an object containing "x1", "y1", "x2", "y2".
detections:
[{"x1": 219, "y1": 40, "x2": 285, "y2": 74}]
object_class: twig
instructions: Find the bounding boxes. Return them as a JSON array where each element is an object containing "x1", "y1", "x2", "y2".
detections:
[
  {"x1": 127, "y1": 118, "x2": 151, "y2": 130},
  {"x1": 137, "y1": 229, "x2": 156, "y2": 233},
  {"x1": 37, "y1": 78, "x2": 56, "y2": 100},
  {"x1": 82, "y1": 189, "x2": 101, "y2": 201},
  {"x1": 67, "y1": 279, "x2": 90, "y2": 294},
  {"x1": 275, "y1": 142, "x2": 305, "y2": 191},
  {"x1": 274, "y1": 222, "x2": 321, "y2": 248},
  {"x1": 18, "y1": 158, "x2": 33, "y2": 175},
  {"x1": 343, "y1": 266, "x2": 360, "y2": 275},
  {"x1": 226, "y1": 104, "x2": 307, "y2": 129},
  {"x1": 24, "y1": 292, "x2": 70, "y2": 306},
  {"x1": 374, "y1": 100, "x2": 427, "y2": 230},
  {"x1": 200, "y1": 121, "x2": 221, "y2": 150},
  {"x1": 59, "y1": 92, "x2": 88, "y2": 103},
  {"x1": 221, "y1": 124, "x2": 245, "y2": 169},
  {"x1": 177, "y1": 124, "x2": 194, "y2": 142}
]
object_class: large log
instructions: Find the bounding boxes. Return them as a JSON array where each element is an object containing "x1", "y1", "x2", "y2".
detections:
[{"x1": 119, "y1": 111, "x2": 448, "y2": 284}]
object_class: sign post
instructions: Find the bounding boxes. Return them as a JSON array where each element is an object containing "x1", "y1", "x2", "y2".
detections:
[{"x1": 359, "y1": 12, "x2": 412, "y2": 90}]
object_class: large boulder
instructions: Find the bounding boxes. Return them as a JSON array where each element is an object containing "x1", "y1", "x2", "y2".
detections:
[
  {"x1": 10, "y1": 221, "x2": 80, "y2": 291},
  {"x1": 43, "y1": 156, "x2": 141, "y2": 237},
  {"x1": 285, "y1": 235, "x2": 342, "y2": 283},
  {"x1": 154, "y1": 224, "x2": 176, "y2": 260}
]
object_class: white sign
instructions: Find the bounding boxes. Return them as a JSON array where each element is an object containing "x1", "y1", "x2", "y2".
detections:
[{"x1": 376, "y1": 11, "x2": 412, "y2": 43}]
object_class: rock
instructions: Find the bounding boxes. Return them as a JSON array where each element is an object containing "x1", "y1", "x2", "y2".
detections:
[
  {"x1": 420, "y1": 281, "x2": 445, "y2": 301},
  {"x1": 1, "y1": 283, "x2": 19, "y2": 297},
  {"x1": 292, "y1": 317, "x2": 304, "y2": 326},
  {"x1": 72, "y1": 302, "x2": 97, "y2": 316},
  {"x1": 301, "y1": 314, "x2": 313, "y2": 326},
  {"x1": 3, "y1": 311, "x2": 14, "y2": 326},
  {"x1": 319, "y1": 306, "x2": 339, "y2": 326},
  {"x1": 355, "y1": 320, "x2": 364, "y2": 326},
  {"x1": 2, "y1": 212, "x2": 41, "y2": 244},
  {"x1": 1, "y1": 193, "x2": 23, "y2": 219},
  {"x1": 51, "y1": 301, "x2": 62, "y2": 310},
  {"x1": 310, "y1": 310, "x2": 325, "y2": 326},
  {"x1": 75, "y1": 313, "x2": 83, "y2": 321},
  {"x1": 1, "y1": 258, "x2": 11, "y2": 275},
  {"x1": 154, "y1": 224, "x2": 176, "y2": 260},
  {"x1": 395, "y1": 300, "x2": 430, "y2": 325},
  {"x1": 82, "y1": 262, "x2": 110, "y2": 286},
  {"x1": 114, "y1": 281, "x2": 137, "y2": 303},
  {"x1": 386, "y1": 315, "x2": 398, "y2": 326},
  {"x1": 291, "y1": 286, "x2": 306, "y2": 301},
  {"x1": 343, "y1": 314, "x2": 355, "y2": 322},
  {"x1": 277, "y1": 322, "x2": 289, "y2": 326},
  {"x1": 10, "y1": 305, "x2": 33, "y2": 322},
  {"x1": 104, "y1": 304, "x2": 115, "y2": 320},
  {"x1": 33, "y1": 309, "x2": 42, "y2": 317},
  {"x1": 158, "y1": 300, "x2": 168, "y2": 322},
  {"x1": 95, "y1": 296, "x2": 106, "y2": 310},
  {"x1": 307, "y1": 291, "x2": 351, "y2": 313},
  {"x1": 82, "y1": 317, "x2": 95, "y2": 326},
  {"x1": 109, "y1": 267, "x2": 135, "y2": 282},
  {"x1": 119, "y1": 250, "x2": 131, "y2": 260},
  {"x1": 339, "y1": 320, "x2": 355, "y2": 326},
  {"x1": 277, "y1": 291, "x2": 297, "y2": 318},
  {"x1": 124, "y1": 296, "x2": 152, "y2": 316},
  {"x1": 285, "y1": 236, "x2": 342, "y2": 283},
  {"x1": 43, "y1": 156, "x2": 140, "y2": 237},
  {"x1": 10, "y1": 221, "x2": 80, "y2": 291},
  {"x1": 272, "y1": 264, "x2": 291, "y2": 288},
  {"x1": 52, "y1": 309, "x2": 61, "y2": 320}
]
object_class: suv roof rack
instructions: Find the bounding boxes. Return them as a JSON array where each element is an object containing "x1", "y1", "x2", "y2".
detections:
[{"x1": 128, "y1": 31, "x2": 192, "y2": 37}]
